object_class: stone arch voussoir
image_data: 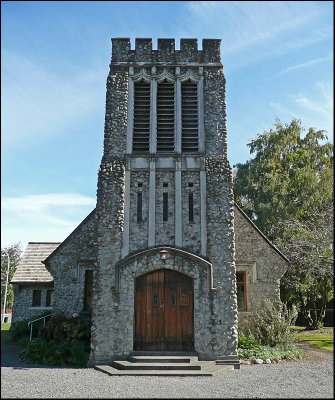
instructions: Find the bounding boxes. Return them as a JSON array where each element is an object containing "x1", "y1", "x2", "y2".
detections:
[{"x1": 114, "y1": 246, "x2": 216, "y2": 293}]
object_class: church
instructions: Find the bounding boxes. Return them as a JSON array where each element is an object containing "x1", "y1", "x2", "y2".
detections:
[{"x1": 11, "y1": 38, "x2": 289, "y2": 368}]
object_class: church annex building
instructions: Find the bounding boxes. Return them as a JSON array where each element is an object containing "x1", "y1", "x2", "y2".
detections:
[{"x1": 11, "y1": 38, "x2": 289, "y2": 367}]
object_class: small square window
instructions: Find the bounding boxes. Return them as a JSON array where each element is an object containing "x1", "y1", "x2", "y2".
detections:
[
  {"x1": 188, "y1": 182, "x2": 193, "y2": 188},
  {"x1": 138, "y1": 182, "x2": 143, "y2": 188},
  {"x1": 163, "y1": 182, "x2": 168, "y2": 188}
]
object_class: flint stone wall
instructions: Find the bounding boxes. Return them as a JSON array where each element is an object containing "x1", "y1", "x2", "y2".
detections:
[
  {"x1": 12, "y1": 284, "x2": 54, "y2": 323},
  {"x1": 155, "y1": 171, "x2": 175, "y2": 246},
  {"x1": 129, "y1": 171, "x2": 150, "y2": 252},
  {"x1": 181, "y1": 171, "x2": 201, "y2": 253},
  {"x1": 89, "y1": 248, "x2": 237, "y2": 364},
  {"x1": 111, "y1": 38, "x2": 221, "y2": 64},
  {"x1": 234, "y1": 205, "x2": 288, "y2": 329},
  {"x1": 45, "y1": 211, "x2": 97, "y2": 317}
]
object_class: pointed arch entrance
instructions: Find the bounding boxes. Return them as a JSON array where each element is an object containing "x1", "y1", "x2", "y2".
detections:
[{"x1": 134, "y1": 269, "x2": 194, "y2": 351}]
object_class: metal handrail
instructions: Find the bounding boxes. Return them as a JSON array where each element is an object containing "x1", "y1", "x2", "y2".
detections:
[{"x1": 28, "y1": 314, "x2": 52, "y2": 341}]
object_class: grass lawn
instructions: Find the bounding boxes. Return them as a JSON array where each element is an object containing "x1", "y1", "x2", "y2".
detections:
[
  {"x1": 1, "y1": 323, "x2": 11, "y2": 331},
  {"x1": 293, "y1": 326, "x2": 333, "y2": 352}
]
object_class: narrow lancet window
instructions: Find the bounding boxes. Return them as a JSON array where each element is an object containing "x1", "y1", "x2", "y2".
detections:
[
  {"x1": 137, "y1": 192, "x2": 143, "y2": 222},
  {"x1": 189, "y1": 193, "x2": 194, "y2": 222},
  {"x1": 163, "y1": 193, "x2": 168, "y2": 221}
]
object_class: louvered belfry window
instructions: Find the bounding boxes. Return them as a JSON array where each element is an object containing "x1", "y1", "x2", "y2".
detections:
[
  {"x1": 157, "y1": 80, "x2": 175, "y2": 152},
  {"x1": 181, "y1": 80, "x2": 199, "y2": 153},
  {"x1": 133, "y1": 80, "x2": 151, "y2": 153}
]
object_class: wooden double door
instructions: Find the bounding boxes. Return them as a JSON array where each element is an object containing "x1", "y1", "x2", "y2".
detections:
[{"x1": 134, "y1": 269, "x2": 194, "y2": 351}]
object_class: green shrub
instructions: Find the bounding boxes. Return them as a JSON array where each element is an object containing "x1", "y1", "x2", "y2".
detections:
[
  {"x1": 18, "y1": 312, "x2": 92, "y2": 367},
  {"x1": 315, "y1": 321, "x2": 324, "y2": 330},
  {"x1": 10, "y1": 311, "x2": 51, "y2": 341},
  {"x1": 238, "y1": 334, "x2": 258, "y2": 349},
  {"x1": 38, "y1": 313, "x2": 91, "y2": 342},
  {"x1": 243, "y1": 298, "x2": 298, "y2": 348},
  {"x1": 238, "y1": 344, "x2": 303, "y2": 362}
]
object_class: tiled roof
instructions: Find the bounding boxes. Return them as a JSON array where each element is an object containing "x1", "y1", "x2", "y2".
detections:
[{"x1": 11, "y1": 242, "x2": 61, "y2": 283}]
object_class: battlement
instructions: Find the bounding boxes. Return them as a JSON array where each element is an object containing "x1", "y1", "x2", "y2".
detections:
[{"x1": 111, "y1": 38, "x2": 222, "y2": 64}]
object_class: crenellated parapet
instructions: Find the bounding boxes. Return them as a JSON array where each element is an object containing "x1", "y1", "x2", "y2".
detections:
[{"x1": 111, "y1": 38, "x2": 222, "y2": 64}]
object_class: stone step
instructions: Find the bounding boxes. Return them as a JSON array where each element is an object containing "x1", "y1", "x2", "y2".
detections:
[
  {"x1": 111, "y1": 360, "x2": 202, "y2": 370},
  {"x1": 129, "y1": 355, "x2": 198, "y2": 363},
  {"x1": 95, "y1": 363, "x2": 234, "y2": 377},
  {"x1": 130, "y1": 351, "x2": 198, "y2": 356}
]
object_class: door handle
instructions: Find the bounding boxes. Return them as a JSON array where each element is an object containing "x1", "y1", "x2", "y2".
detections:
[{"x1": 160, "y1": 299, "x2": 164, "y2": 307}]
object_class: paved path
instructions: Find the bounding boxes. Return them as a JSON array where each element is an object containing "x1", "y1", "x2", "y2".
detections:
[{"x1": 1, "y1": 332, "x2": 333, "y2": 399}]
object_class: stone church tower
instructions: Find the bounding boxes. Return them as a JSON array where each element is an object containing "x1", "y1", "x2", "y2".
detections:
[{"x1": 89, "y1": 38, "x2": 238, "y2": 365}]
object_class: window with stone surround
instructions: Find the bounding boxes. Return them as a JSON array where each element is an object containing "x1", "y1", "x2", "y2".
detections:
[
  {"x1": 32, "y1": 289, "x2": 42, "y2": 307},
  {"x1": 236, "y1": 272, "x2": 247, "y2": 310}
]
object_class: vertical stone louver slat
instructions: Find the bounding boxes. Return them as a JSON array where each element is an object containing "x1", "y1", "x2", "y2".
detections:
[
  {"x1": 175, "y1": 159, "x2": 182, "y2": 247},
  {"x1": 175, "y1": 67, "x2": 182, "y2": 154}
]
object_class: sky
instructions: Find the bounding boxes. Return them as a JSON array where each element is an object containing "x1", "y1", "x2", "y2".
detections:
[{"x1": 1, "y1": 1, "x2": 333, "y2": 251}]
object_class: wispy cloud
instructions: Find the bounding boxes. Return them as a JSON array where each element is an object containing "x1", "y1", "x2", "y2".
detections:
[
  {"x1": 1, "y1": 50, "x2": 106, "y2": 145},
  {"x1": 270, "y1": 81, "x2": 333, "y2": 136},
  {"x1": 182, "y1": 1, "x2": 329, "y2": 68},
  {"x1": 294, "y1": 82, "x2": 333, "y2": 133},
  {"x1": 269, "y1": 102, "x2": 298, "y2": 119},
  {"x1": 279, "y1": 52, "x2": 333, "y2": 75},
  {"x1": 1, "y1": 193, "x2": 96, "y2": 248}
]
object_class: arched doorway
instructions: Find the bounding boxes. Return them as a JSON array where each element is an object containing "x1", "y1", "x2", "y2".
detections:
[{"x1": 134, "y1": 269, "x2": 194, "y2": 351}]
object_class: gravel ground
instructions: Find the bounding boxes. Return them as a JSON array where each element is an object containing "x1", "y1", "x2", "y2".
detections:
[
  {"x1": 1, "y1": 333, "x2": 333, "y2": 399},
  {"x1": 1, "y1": 358, "x2": 333, "y2": 398}
]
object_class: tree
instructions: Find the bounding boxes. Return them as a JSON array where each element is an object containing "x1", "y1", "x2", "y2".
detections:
[
  {"x1": 233, "y1": 118, "x2": 333, "y2": 328},
  {"x1": 1, "y1": 243, "x2": 23, "y2": 309},
  {"x1": 234, "y1": 118, "x2": 333, "y2": 241},
  {"x1": 278, "y1": 206, "x2": 333, "y2": 329}
]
